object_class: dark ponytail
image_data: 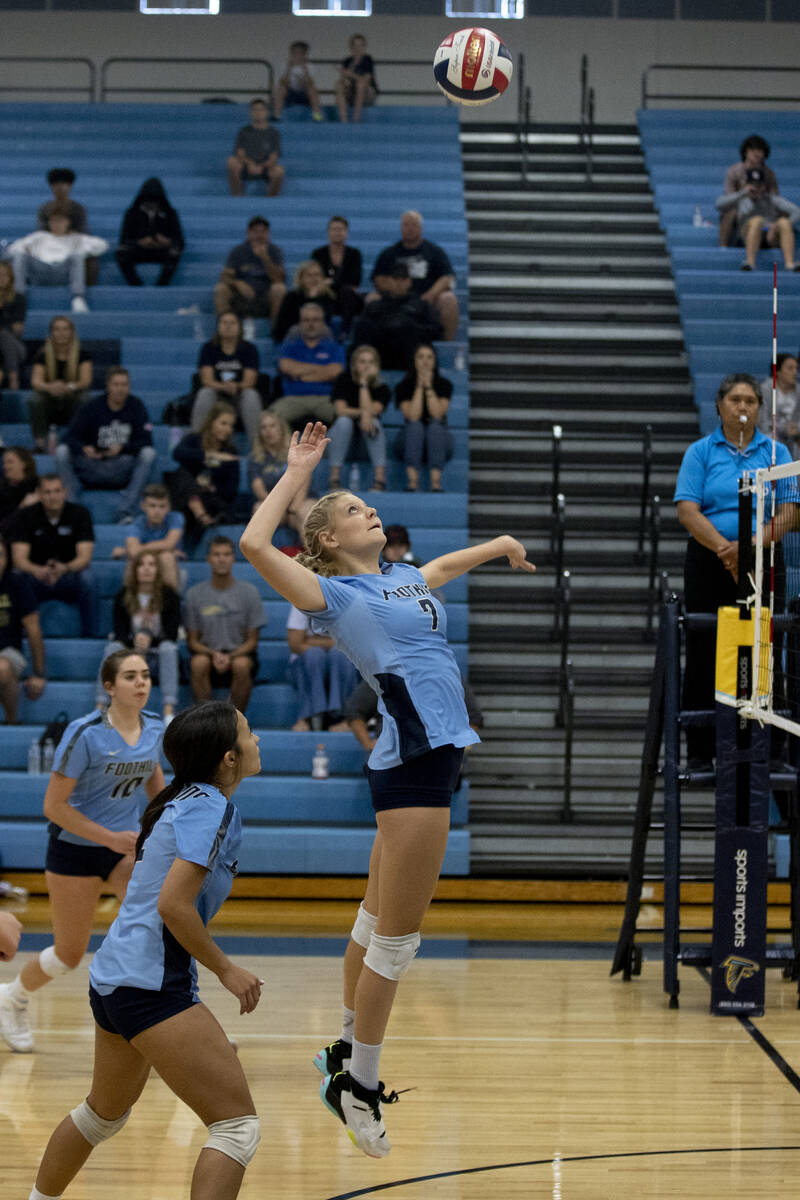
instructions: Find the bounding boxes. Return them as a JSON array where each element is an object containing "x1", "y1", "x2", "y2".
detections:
[{"x1": 136, "y1": 701, "x2": 240, "y2": 858}]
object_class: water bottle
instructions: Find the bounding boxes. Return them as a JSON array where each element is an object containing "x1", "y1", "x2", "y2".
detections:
[
  {"x1": 41, "y1": 738, "x2": 55, "y2": 772},
  {"x1": 454, "y1": 345, "x2": 466, "y2": 372},
  {"x1": 47, "y1": 425, "x2": 58, "y2": 454},
  {"x1": 348, "y1": 463, "x2": 360, "y2": 492},
  {"x1": 27, "y1": 739, "x2": 41, "y2": 775},
  {"x1": 693, "y1": 205, "x2": 703, "y2": 228},
  {"x1": 312, "y1": 743, "x2": 329, "y2": 779}
]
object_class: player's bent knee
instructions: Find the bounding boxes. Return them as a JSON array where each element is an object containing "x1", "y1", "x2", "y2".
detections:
[
  {"x1": 39, "y1": 945, "x2": 75, "y2": 977},
  {"x1": 204, "y1": 1114, "x2": 261, "y2": 1167},
  {"x1": 350, "y1": 903, "x2": 377, "y2": 949},
  {"x1": 70, "y1": 1099, "x2": 131, "y2": 1146},
  {"x1": 363, "y1": 930, "x2": 420, "y2": 980}
]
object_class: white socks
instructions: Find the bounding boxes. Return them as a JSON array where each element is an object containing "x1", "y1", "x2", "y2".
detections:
[
  {"x1": 9, "y1": 975, "x2": 32, "y2": 1005},
  {"x1": 350, "y1": 1037, "x2": 382, "y2": 1092},
  {"x1": 29, "y1": 1187, "x2": 61, "y2": 1199},
  {"x1": 340, "y1": 1005, "x2": 355, "y2": 1045}
]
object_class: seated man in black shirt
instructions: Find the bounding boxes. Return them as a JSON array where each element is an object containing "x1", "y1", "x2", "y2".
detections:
[
  {"x1": 10, "y1": 474, "x2": 96, "y2": 637},
  {"x1": 370, "y1": 210, "x2": 459, "y2": 340},
  {"x1": 349, "y1": 263, "x2": 442, "y2": 370},
  {"x1": 227, "y1": 98, "x2": 285, "y2": 197},
  {"x1": 0, "y1": 533, "x2": 46, "y2": 725}
]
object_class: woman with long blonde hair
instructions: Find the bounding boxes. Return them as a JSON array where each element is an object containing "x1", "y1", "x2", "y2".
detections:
[
  {"x1": 240, "y1": 423, "x2": 534, "y2": 1159},
  {"x1": 29, "y1": 314, "x2": 93, "y2": 449},
  {"x1": 271, "y1": 258, "x2": 337, "y2": 343}
]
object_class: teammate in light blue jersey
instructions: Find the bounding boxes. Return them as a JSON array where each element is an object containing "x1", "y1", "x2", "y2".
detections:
[
  {"x1": 29, "y1": 701, "x2": 264, "y2": 1200},
  {"x1": 241, "y1": 421, "x2": 535, "y2": 1158},
  {"x1": 0, "y1": 649, "x2": 165, "y2": 1055}
]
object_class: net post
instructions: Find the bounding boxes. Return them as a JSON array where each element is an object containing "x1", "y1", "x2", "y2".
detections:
[{"x1": 737, "y1": 472, "x2": 753, "y2": 616}]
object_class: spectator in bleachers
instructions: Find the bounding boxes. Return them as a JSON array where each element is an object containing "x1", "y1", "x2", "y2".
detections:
[
  {"x1": 110, "y1": 482, "x2": 184, "y2": 593},
  {"x1": 55, "y1": 366, "x2": 156, "y2": 523},
  {"x1": 327, "y1": 344, "x2": 388, "y2": 491},
  {"x1": 272, "y1": 260, "x2": 338, "y2": 345},
  {"x1": 349, "y1": 262, "x2": 442, "y2": 370},
  {"x1": 214, "y1": 215, "x2": 287, "y2": 332},
  {"x1": 168, "y1": 401, "x2": 240, "y2": 550},
  {"x1": 370, "y1": 210, "x2": 459, "y2": 340},
  {"x1": 272, "y1": 302, "x2": 345, "y2": 427},
  {"x1": 183, "y1": 534, "x2": 263, "y2": 714},
  {"x1": 227, "y1": 98, "x2": 285, "y2": 197},
  {"x1": 393, "y1": 342, "x2": 454, "y2": 492},
  {"x1": 6, "y1": 209, "x2": 107, "y2": 314},
  {"x1": 335, "y1": 33, "x2": 378, "y2": 125},
  {"x1": 715, "y1": 166, "x2": 800, "y2": 272},
  {"x1": 191, "y1": 310, "x2": 263, "y2": 444},
  {"x1": 0, "y1": 447, "x2": 40, "y2": 538},
  {"x1": 28, "y1": 315, "x2": 92, "y2": 451},
  {"x1": 0, "y1": 261, "x2": 27, "y2": 391},
  {"x1": 273, "y1": 41, "x2": 324, "y2": 122},
  {"x1": 759, "y1": 354, "x2": 800, "y2": 459},
  {"x1": 95, "y1": 548, "x2": 180, "y2": 723},
  {"x1": 311, "y1": 215, "x2": 364, "y2": 335},
  {"x1": 10, "y1": 473, "x2": 96, "y2": 637},
  {"x1": 343, "y1": 676, "x2": 483, "y2": 759},
  {"x1": 247, "y1": 410, "x2": 314, "y2": 538},
  {"x1": 719, "y1": 135, "x2": 778, "y2": 248},
  {"x1": 36, "y1": 167, "x2": 88, "y2": 235},
  {"x1": 0, "y1": 532, "x2": 46, "y2": 725},
  {"x1": 115, "y1": 177, "x2": 185, "y2": 288},
  {"x1": 286, "y1": 603, "x2": 358, "y2": 732},
  {"x1": 380, "y1": 523, "x2": 420, "y2": 567}
]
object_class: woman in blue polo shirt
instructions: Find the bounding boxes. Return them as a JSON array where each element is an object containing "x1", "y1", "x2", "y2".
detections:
[{"x1": 674, "y1": 372, "x2": 796, "y2": 769}]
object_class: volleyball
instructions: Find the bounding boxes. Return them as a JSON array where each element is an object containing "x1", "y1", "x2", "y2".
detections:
[{"x1": 433, "y1": 27, "x2": 513, "y2": 107}]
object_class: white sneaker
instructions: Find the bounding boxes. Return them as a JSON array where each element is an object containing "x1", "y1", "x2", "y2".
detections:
[
  {"x1": 70, "y1": 296, "x2": 89, "y2": 313},
  {"x1": 242, "y1": 318, "x2": 257, "y2": 342},
  {"x1": 0, "y1": 983, "x2": 34, "y2": 1052},
  {"x1": 320, "y1": 1070, "x2": 398, "y2": 1158}
]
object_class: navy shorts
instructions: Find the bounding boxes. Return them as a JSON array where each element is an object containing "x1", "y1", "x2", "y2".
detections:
[
  {"x1": 89, "y1": 983, "x2": 197, "y2": 1042},
  {"x1": 366, "y1": 744, "x2": 464, "y2": 812},
  {"x1": 45, "y1": 835, "x2": 126, "y2": 881}
]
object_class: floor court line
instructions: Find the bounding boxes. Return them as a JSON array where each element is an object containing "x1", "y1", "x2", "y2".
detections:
[{"x1": 321, "y1": 1145, "x2": 800, "y2": 1200}]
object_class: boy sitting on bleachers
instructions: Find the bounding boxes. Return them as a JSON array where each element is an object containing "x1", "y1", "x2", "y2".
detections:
[{"x1": 110, "y1": 483, "x2": 184, "y2": 592}]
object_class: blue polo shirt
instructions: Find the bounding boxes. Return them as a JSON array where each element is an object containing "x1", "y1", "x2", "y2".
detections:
[
  {"x1": 674, "y1": 426, "x2": 795, "y2": 541},
  {"x1": 279, "y1": 335, "x2": 345, "y2": 397}
]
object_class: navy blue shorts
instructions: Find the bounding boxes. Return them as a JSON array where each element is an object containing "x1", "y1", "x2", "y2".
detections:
[
  {"x1": 366, "y1": 744, "x2": 464, "y2": 812},
  {"x1": 46, "y1": 836, "x2": 126, "y2": 881},
  {"x1": 89, "y1": 983, "x2": 197, "y2": 1042}
]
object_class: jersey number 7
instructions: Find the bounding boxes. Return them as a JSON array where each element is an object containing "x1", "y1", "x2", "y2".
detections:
[{"x1": 417, "y1": 598, "x2": 438, "y2": 630}]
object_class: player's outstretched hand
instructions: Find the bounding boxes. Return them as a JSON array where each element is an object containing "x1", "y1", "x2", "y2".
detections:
[
  {"x1": 503, "y1": 536, "x2": 535, "y2": 572},
  {"x1": 287, "y1": 421, "x2": 330, "y2": 475},
  {"x1": 219, "y1": 963, "x2": 263, "y2": 1015}
]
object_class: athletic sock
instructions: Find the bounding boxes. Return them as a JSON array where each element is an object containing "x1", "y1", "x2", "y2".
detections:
[
  {"x1": 9, "y1": 976, "x2": 32, "y2": 1005},
  {"x1": 29, "y1": 1186, "x2": 62, "y2": 1199},
  {"x1": 340, "y1": 1005, "x2": 355, "y2": 1045},
  {"x1": 350, "y1": 1037, "x2": 382, "y2": 1092}
]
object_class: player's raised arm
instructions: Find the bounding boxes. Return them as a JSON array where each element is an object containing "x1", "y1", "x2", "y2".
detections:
[
  {"x1": 420, "y1": 535, "x2": 534, "y2": 590},
  {"x1": 239, "y1": 422, "x2": 329, "y2": 612}
]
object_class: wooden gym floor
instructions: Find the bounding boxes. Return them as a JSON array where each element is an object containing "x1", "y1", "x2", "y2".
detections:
[{"x1": 3, "y1": 890, "x2": 800, "y2": 1198}]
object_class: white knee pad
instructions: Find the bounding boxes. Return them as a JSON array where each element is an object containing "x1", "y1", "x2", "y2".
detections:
[
  {"x1": 350, "y1": 904, "x2": 378, "y2": 950},
  {"x1": 70, "y1": 1099, "x2": 130, "y2": 1146},
  {"x1": 39, "y1": 946, "x2": 73, "y2": 978},
  {"x1": 363, "y1": 931, "x2": 421, "y2": 981},
  {"x1": 204, "y1": 1115, "x2": 261, "y2": 1168}
]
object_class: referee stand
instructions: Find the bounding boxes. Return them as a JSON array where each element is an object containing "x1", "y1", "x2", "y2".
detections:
[{"x1": 612, "y1": 477, "x2": 800, "y2": 1009}]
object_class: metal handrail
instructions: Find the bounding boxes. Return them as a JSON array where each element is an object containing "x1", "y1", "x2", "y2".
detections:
[
  {"x1": 637, "y1": 424, "x2": 653, "y2": 560},
  {"x1": 561, "y1": 659, "x2": 575, "y2": 824},
  {"x1": 579, "y1": 55, "x2": 594, "y2": 184},
  {"x1": 99, "y1": 58, "x2": 273, "y2": 102},
  {"x1": 517, "y1": 52, "x2": 531, "y2": 183},
  {"x1": 550, "y1": 424, "x2": 563, "y2": 546},
  {"x1": 0, "y1": 58, "x2": 96, "y2": 102},
  {"x1": 642, "y1": 64, "x2": 800, "y2": 110},
  {"x1": 553, "y1": 493, "x2": 566, "y2": 585},
  {"x1": 645, "y1": 495, "x2": 662, "y2": 641},
  {"x1": 555, "y1": 569, "x2": 571, "y2": 703}
]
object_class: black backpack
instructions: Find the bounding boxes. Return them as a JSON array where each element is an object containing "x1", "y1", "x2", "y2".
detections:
[{"x1": 39, "y1": 711, "x2": 70, "y2": 756}]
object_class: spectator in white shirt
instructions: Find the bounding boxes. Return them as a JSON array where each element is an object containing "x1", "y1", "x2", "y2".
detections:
[{"x1": 6, "y1": 211, "x2": 108, "y2": 314}]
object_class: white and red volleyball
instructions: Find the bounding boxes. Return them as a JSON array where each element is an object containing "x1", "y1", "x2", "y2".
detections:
[{"x1": 433, "y1": 27, "x2": 513, "y2": 107}]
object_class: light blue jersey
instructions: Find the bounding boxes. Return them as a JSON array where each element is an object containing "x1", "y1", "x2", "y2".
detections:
[
  {"x1": 90, "y1": 783, "x2": 241, "y2": 997},
  {"x1": 50, "y1": 709, "x2": 164, "y2": 846},
  {"x1": 304, "y1": 562, "x2": 479, "y2": 770}
]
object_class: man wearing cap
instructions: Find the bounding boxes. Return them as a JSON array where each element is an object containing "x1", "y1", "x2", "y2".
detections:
[
  {"x1": 370, "y1": 211, "x2": 459, "y2": 340},
  {"x1": 716, "y1": 166, "x2": 800, "y2": 272}
]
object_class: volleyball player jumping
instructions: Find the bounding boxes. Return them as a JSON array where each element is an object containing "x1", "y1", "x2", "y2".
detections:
[
  {"x1": 28, "y1": 701, "x2": 264, "y2": 1200},
  {"x1": 0, "y1": 649, "x2": 165, "y2": 1054},
  {"x1": 241, "y1": 421, "x2": 534, "y2": 1158}
]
